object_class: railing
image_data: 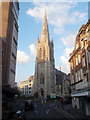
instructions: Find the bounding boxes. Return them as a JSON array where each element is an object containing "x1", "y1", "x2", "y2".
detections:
[{"x1": 76, "y1": 81, "x2": 90, "y2": 90}]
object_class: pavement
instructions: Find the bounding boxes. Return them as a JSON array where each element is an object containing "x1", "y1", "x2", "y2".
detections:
[{"x1": 55, "y1": 103, "x2": 90, "y2": 120}]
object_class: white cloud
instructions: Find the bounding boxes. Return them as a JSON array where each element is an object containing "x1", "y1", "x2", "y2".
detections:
[
  {"x1": 60, "y1": 55, "x2": 70, "y2": 74},
  {"x1": 60, "y1": 56, "x2": 70, "y2": 73},
  {"x1": 29, "y1": 44, "x2": 36, "y2": 55},
  {"x1": 61, "y1": 33, "x2": 76, "y2": 48},
  {"x1": 65, "y1": 47, "x2": 73, "y2": 58},
  {"x1": 19, "y1": 0, "x2": 89, "y2": 2},
  {"x1": 60, "y1": 47, "x2": 72, "y2": 73},
  {"x1": 17, "y1": 50, "x2": 30, "y2": 63},
  {"x1": 26, "y1": 2, "x2": 87, "y2": 34},
  {"x1": 26, "y1": 2, "x2": 87, "y2": 74}
]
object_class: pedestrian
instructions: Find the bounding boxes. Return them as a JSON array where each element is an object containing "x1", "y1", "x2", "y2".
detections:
[
  {"x1": 42, "y1": 99, "x2": 43, "y2": 104},
  {"x1": 44, "y1": 95, "x2": 47, "y2": 103}
]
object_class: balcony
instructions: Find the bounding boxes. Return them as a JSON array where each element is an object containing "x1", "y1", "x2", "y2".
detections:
[{"x1": 76, "y1": 81, "x2": 90, "y2": 90}]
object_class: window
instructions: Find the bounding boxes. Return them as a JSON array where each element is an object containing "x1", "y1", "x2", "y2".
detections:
[
  {"x1": 2, "y1": 50, "x2": 4, "y2": 57},
  {"x1": 78, "y1": 54, "x2": 81, "y2": 64},
  {"x1": 85, "y1": 40, "x2": 87, "y2": 47},
  {"x1": 43, "y1": 47, "x2": 45, "y2": 59},
  {"x1": 12, "y1": 2, "x2": 19, "y2": 21},
  {"x1": 40, "y1": 48, "x2": 42, "y2": 59},
  {"x1": 80, "y1": 69, "x2": 83, "y2": 80},
  {"x1": 78, "y1": 70, "x2": 80, "y2": 81},
  {"x1": 40, "y1": 73, "x2": 44, "y2": 84},
  {"x1": 75, "y1": 72, "x2": 78, "y2": 82},
  {"x1": 70, "y1": 62, "x2": 73, "y2": 70},
  {"x1": 82, "y1": 56, "x2": 85, "y2": 67},
  {"x1": 12, "y1": 52, "x2": 16, "y2": 60},
  {"x1": 76, "y1": 43, "x2": 79, "y2": 49},
  {"x1": 81, "y1": 39, "x2": 84, "y2": 48},
  {"x1": 71, "y1": 74, "x2": 74, "y2": 84},
  {"x1": 84, "y1": 74, "x2": 87, "y2": 82},
  {"x1": 76, "y1": 56, "x2": 78, "y2": 66},
  {"x1": 25, "y1": 85, "x2": 28, "y2": 88},
  {"x1": 88, "y1": 50, "x2": 90, "y2": 63},
  {"x1": 29, "y1": 80, "x2": 31, "y2": 82}
]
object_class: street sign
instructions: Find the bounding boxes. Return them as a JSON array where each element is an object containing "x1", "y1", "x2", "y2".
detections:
[{"x1": 51, "y1": 92, "x2": 56, "y2": 98}]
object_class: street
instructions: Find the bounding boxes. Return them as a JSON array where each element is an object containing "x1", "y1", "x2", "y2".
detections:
[
  {"x1": 3, "y1": 98, "x2": 89, "y2": 120},
  {"x1": 23, "y1": 100, "x2": 71, "y2": 119}
]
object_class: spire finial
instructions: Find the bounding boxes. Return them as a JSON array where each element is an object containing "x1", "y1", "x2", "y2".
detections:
[
  {"x1": 44, "y1": 8, "x2": 46, "y2": 16},
  {"x1": 44, "y1": 8, "x2": 47, "y2": 23},
  {"x1": 40, "y1": 10, "x2": 50, "y2": 42}
]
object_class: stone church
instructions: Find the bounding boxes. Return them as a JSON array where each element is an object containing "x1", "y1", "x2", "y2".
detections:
[{"x1": 34, "y1": 12, "x2": 56, "y2": 96}]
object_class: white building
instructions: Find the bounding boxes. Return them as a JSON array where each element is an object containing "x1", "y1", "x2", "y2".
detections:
[{"x1": 19, "y1": 76, "x2": 35, "y2": 96}]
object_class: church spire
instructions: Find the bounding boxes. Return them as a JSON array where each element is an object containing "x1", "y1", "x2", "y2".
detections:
[{"x1": 41, "y1": 10, "x2": 50, "y2": 42}]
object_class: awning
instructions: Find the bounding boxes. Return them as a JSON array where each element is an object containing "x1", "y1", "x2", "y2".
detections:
[{"x1": 71, "y1": 91, "x2": 90, "y2": 97}]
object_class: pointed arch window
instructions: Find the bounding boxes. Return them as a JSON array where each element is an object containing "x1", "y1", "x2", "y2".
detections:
[
  {"x1": 43, "y1": 47, "x2": 45, "y2": 59},
  {"x1": 40, "y1": 48, "x2": 42, "y2": 58},
  {"x1": 40, "y1": 73, "x2": 44, "y2": 84}
]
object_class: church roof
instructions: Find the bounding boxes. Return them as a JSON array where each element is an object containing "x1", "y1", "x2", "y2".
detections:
[{"x1": 55, "y1": 69, "x2": 70, "y2": 85}]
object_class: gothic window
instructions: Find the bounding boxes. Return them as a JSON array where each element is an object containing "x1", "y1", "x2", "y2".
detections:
[
  {"x1": 43, "y1": 47, "x2": 45, "y2": 59},
  {"x1": 40, "y1": 73, "x2": 44, "y2": 84},
  {"x1": 40, "y1": 48, "x2": 42, "y2": 58}
]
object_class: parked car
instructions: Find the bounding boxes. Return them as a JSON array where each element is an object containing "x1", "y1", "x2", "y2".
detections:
[
  {"x1": 24, "y1": 100, "x2": 34, "y2": 111},
  {"x1": 60, "y1": 98, "x2": 71, "y2": 104}
]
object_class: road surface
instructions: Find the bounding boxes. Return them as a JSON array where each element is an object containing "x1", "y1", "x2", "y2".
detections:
[{"x1": 23, "y1": 100, "x2": 71, "y2": 119}]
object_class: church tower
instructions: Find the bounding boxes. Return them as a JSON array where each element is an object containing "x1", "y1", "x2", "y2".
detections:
[{"x1": 34, "y1": 11, "x2": 56, "y2": 96}]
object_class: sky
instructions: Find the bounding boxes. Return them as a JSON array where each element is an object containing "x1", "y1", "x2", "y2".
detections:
[{"x1": 15, "y1": 1, "x2": 88, "y2": 84}]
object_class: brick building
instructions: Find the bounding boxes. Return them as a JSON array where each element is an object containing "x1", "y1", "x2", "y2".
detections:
[{"x1": 69, "y1": 19, "x2": 90, "y2": 115}]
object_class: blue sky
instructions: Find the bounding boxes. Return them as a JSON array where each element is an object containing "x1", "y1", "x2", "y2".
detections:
[{"x1": 16, "y1": 2, "x2": 88, "y2": 84}]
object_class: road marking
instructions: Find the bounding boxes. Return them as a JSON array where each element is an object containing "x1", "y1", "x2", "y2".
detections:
[
  {"x1": 46, "y1": 109, "x2": 50, "y2": 114},
  {"x1": 34, "y1": 104, "x2": 37, "y2": 107},
  {"x1": 35, "y1": 110, "x2": 38, "y2": 114},
  {"x1": 55, "y1": 107, "x2": 74, "y2": 120}
]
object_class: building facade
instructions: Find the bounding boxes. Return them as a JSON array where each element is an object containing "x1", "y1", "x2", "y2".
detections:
[
  {"x1": 19, "y1": 76, "x2": 35, "y2": 96},
  {"x1": 69, "y1": 19, "x2": 90, "y2": 115},
  {"x1": 55, "y1": 69, "x2": 71, "y2": 98},
  {"x1": 1, "y1": 1, "x2": 19, "y2": 88},
  {"x1": 34, "y1": 12, "x2": 56, "y2": 96},
  {"x1": 62, "y1": 74, "x2": 71, "y2": 98}
]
